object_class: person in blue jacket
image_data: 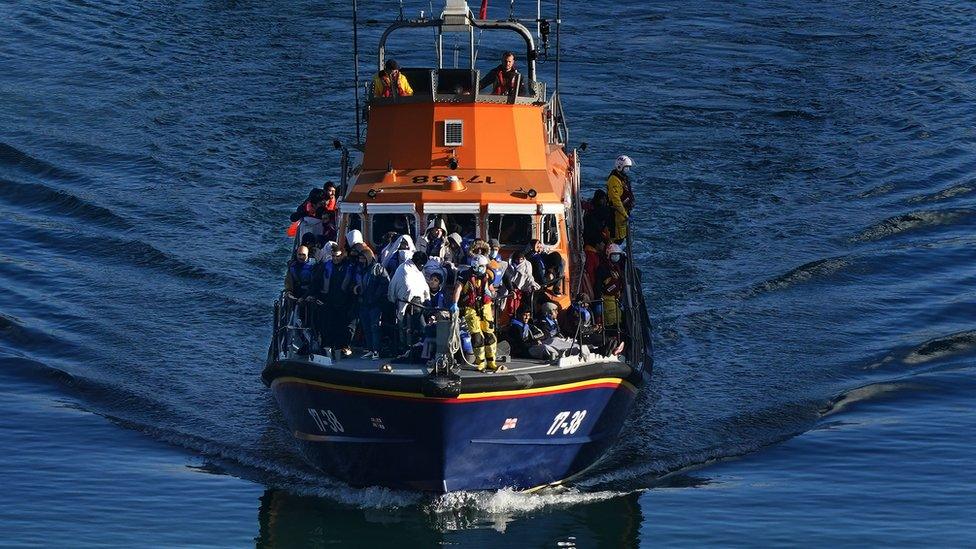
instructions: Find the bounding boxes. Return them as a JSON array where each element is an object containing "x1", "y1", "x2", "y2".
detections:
[{"x1": 355, "y1": 248, "x2": 389, "y2": 360}]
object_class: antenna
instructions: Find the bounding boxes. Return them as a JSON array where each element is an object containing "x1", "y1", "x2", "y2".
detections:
[
  {"x1": 353, "y1": 0, "x2": 361, "y2": 144},
  {"x1": 555, "y1": 0, "x2": 561, "y2": 95}
]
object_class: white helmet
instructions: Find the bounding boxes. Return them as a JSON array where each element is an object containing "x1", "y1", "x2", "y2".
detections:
[
  {"x1": 606, "y1": 243, "x2": 624, "y2": 256},
  {"x1": 614, "y1": 155, "x2": 634, "y2": 171},
  {"x1": 471, "y1": 254, "x2": 489, "y2": 274},
  {"x1": 471, "y1": 254, "x2": 489, "y2": 267}
]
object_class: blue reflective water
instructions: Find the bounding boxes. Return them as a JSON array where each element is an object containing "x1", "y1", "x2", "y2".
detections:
[{"x1": 1, "y1": 1, "x2": 974, "y2": 546}]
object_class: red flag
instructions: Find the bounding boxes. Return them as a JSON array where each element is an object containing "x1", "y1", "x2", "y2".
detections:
[{"x1": 479, "y1": 0, "x2": 488, "y2": 19}]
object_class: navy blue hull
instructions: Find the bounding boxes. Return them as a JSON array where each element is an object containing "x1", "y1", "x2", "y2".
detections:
[{"x1": 270, "y1": 374, "x2": 638, "y2": 492}]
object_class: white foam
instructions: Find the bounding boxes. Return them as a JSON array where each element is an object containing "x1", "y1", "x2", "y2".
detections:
[{"x1": 425, "y1": 487, "x2": 625, "y2": 531}]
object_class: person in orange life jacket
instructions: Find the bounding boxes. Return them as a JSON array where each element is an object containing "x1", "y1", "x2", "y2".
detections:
[
  {"x1": 506, "y1": 306, "x2": 559, "y2": 361},
  {"x1": 321, "y1": 181, "x2": 338, "y2": 213},
  {"x1": 451, "y1": 255, "x2": 504, "y2": 372},
  {"x1": 290, "y1": 188, "x2": 325, "y2": 222},
  {"x1": 317, "y1": 245, "x2": 358, "y2": 356},
  {"x1": 372, "y1": 59, "x2": 414, "y2": 98},
  {"x1": 594, "y1": 243, "x2": 626, "y2": 330},
  {"x1": 479, "y1": 51, "x2": 522, "y2": 95},
  {"x1": 607, "y1": 155, "x2": 635, "y2": 243}
]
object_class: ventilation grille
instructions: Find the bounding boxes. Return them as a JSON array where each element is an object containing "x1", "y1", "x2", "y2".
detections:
[{"x1": 444, "y1": 120, "x2": 463, "y2": 146}]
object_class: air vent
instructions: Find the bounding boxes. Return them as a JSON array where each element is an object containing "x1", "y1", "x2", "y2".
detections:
[{"x1": 444, "y1": 120, "x2": 463, "y2": 146}]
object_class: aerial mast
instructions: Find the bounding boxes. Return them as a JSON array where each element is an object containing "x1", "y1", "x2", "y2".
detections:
[{"x1": 353, "y1": 0, "x2": 361, "y2": 145}]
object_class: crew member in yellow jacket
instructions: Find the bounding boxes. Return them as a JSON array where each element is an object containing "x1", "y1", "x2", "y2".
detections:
[
  {"x1": 606, "y1": 155, "x2": 635, "y2": 242},
  {"x1": 372, "y1": 59, "x2": 414, "y2": 98}
]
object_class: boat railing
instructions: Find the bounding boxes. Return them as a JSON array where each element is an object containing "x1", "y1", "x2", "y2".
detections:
[
  {"x1": 365, "y1": 68, "x2": 545, "y2": 108},
  {"x1": 622, "y1": 225, "x2": 653, "y2": 375},
  {"x1": 545, "y1": 91, "x2": 569, "y2": 145},
  {"x1": 271, "y1": 291, "x2": 320, "y2": 361}
]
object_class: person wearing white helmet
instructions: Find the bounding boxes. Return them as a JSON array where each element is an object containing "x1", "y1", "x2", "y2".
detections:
[
  {"x1": 595, "y1": 243, "x2": 626, "y2": 331},
  {"x1": 607, "y1": 155, "x2": 635, "y2": 243},
  {"x1": 451, "y1": 254, "x2": 503, "y2": 372}
]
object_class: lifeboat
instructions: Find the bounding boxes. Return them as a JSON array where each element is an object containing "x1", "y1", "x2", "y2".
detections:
[{"x1": 262, "y1": 0, "x2": 653, "y2": 493}]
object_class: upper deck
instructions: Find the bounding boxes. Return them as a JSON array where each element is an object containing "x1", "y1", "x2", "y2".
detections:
[{"x1": 346, "y1": 1, "x2": 571, "y2": 210}]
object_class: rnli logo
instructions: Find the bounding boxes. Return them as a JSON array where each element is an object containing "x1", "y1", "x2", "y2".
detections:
[
  {"x1": 371, "y1": 417, "x2": 386, "y2": 430},
  {"x1": 501, "y1": 418, "x2": 518, "y2": 431}
]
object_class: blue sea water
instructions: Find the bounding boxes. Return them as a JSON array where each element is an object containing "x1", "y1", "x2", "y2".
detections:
[{"x1": 1, "y1": 0, "x2": 975, "y2": 547}]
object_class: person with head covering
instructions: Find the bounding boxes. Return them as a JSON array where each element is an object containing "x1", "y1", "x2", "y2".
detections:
[
  {"x1": 488, "y1": 238, "x2": 502, "y2": 261},
  {"x1": 380, "y1": 234, "x2": 416, "y2": 276},
  {"x1": 355, "y1": 248, "x2": 389, "y2": 360},
  {"x1": 451, "y1": 254, "x2": 503, "y2": 372},
  {"x1": 506, "y1": 306, "x2": 559, "y2": 361},
  {"x1": 317, "y1": 244, "x2": 358, "y2": 356},
  {"x1": 607, "y1": 155, "x2": 635, "y2": 243},
  {"x1": 345, "y1": 229, "x2": 366, "y2": 253},
  {"x1": 300, "y1": 233, "x2": 327, "y2": 262},
  {"x1": 417, "y1": 217, "x2": 448, "y2": 257},
  {"x1": 535, "y1": 301, "x2": 562, "y2": 340},
  {"x1": 526, "y1": 238, "x2": 565, "y2": 296},
  {"x1": 501, "y1": 250, "x2": 540, "y2": 317},
  {"x1": 439, "y1": 232, "x2": 465, "y2": 265},
  {"x1": 388, "y1": 251, "x2": 431, "y2": 357},
  {"x1": 594, "y1": 243, "x2": 626, "y2": 331},
  {"x1": 290, "y1": 188, "x2": 325, "y2": 222},
  {"x1": 372, "y1": 59, "x2": 413, "y2": 98}
]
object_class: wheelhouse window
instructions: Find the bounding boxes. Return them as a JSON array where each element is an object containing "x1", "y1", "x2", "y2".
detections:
[
  {"x1": 541, "y1": 214, "x2": 560, "y2": 246},
  {"x1": 370, "y1": 213, "x2": 416, "y2": 248},
  {"x1": 487, "y1": 214, "x2": 533, "y2": 246},
  {"x1": 343, "y1": 213, "x2": 362, "y2": 233},
  {"x1": 427, "y1": 213, "x2": 479, "y2": 241}
]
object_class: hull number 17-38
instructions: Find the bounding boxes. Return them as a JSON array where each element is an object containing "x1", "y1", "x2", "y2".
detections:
[{"x1": 546, "y1": 410, "x2": 586, "y2": 435}]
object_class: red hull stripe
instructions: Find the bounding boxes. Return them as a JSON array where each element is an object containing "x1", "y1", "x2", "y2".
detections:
[{"x1": 272, "y1": 376, "x2": 636, "y2": 403}]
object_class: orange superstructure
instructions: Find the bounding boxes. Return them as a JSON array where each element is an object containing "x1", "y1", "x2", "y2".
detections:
[{"x1": 335, "y1": 9, "x2": 581, "y2": 309}]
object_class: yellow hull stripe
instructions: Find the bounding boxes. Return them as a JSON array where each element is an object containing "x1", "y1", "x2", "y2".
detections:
[{"x1": 271, "y1": 375, "x2": 637, "y2": 401}]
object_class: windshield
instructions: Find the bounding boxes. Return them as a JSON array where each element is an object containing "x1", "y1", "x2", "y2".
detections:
[
  {"x1": 487, "y1": 214, "x2": 533, "y2": 246},
  {"x1": 371, "y1": 213, "x2": 416, "y2": 247}
]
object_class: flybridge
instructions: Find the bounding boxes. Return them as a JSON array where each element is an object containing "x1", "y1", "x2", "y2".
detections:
[{"x1": 349, "y1": 0, "x2": 566, "y2": 143}]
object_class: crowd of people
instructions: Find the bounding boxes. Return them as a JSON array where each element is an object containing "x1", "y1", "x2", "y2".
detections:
[{"x1": 281, "y1": 154, "x2": 637, "y2": 372}]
